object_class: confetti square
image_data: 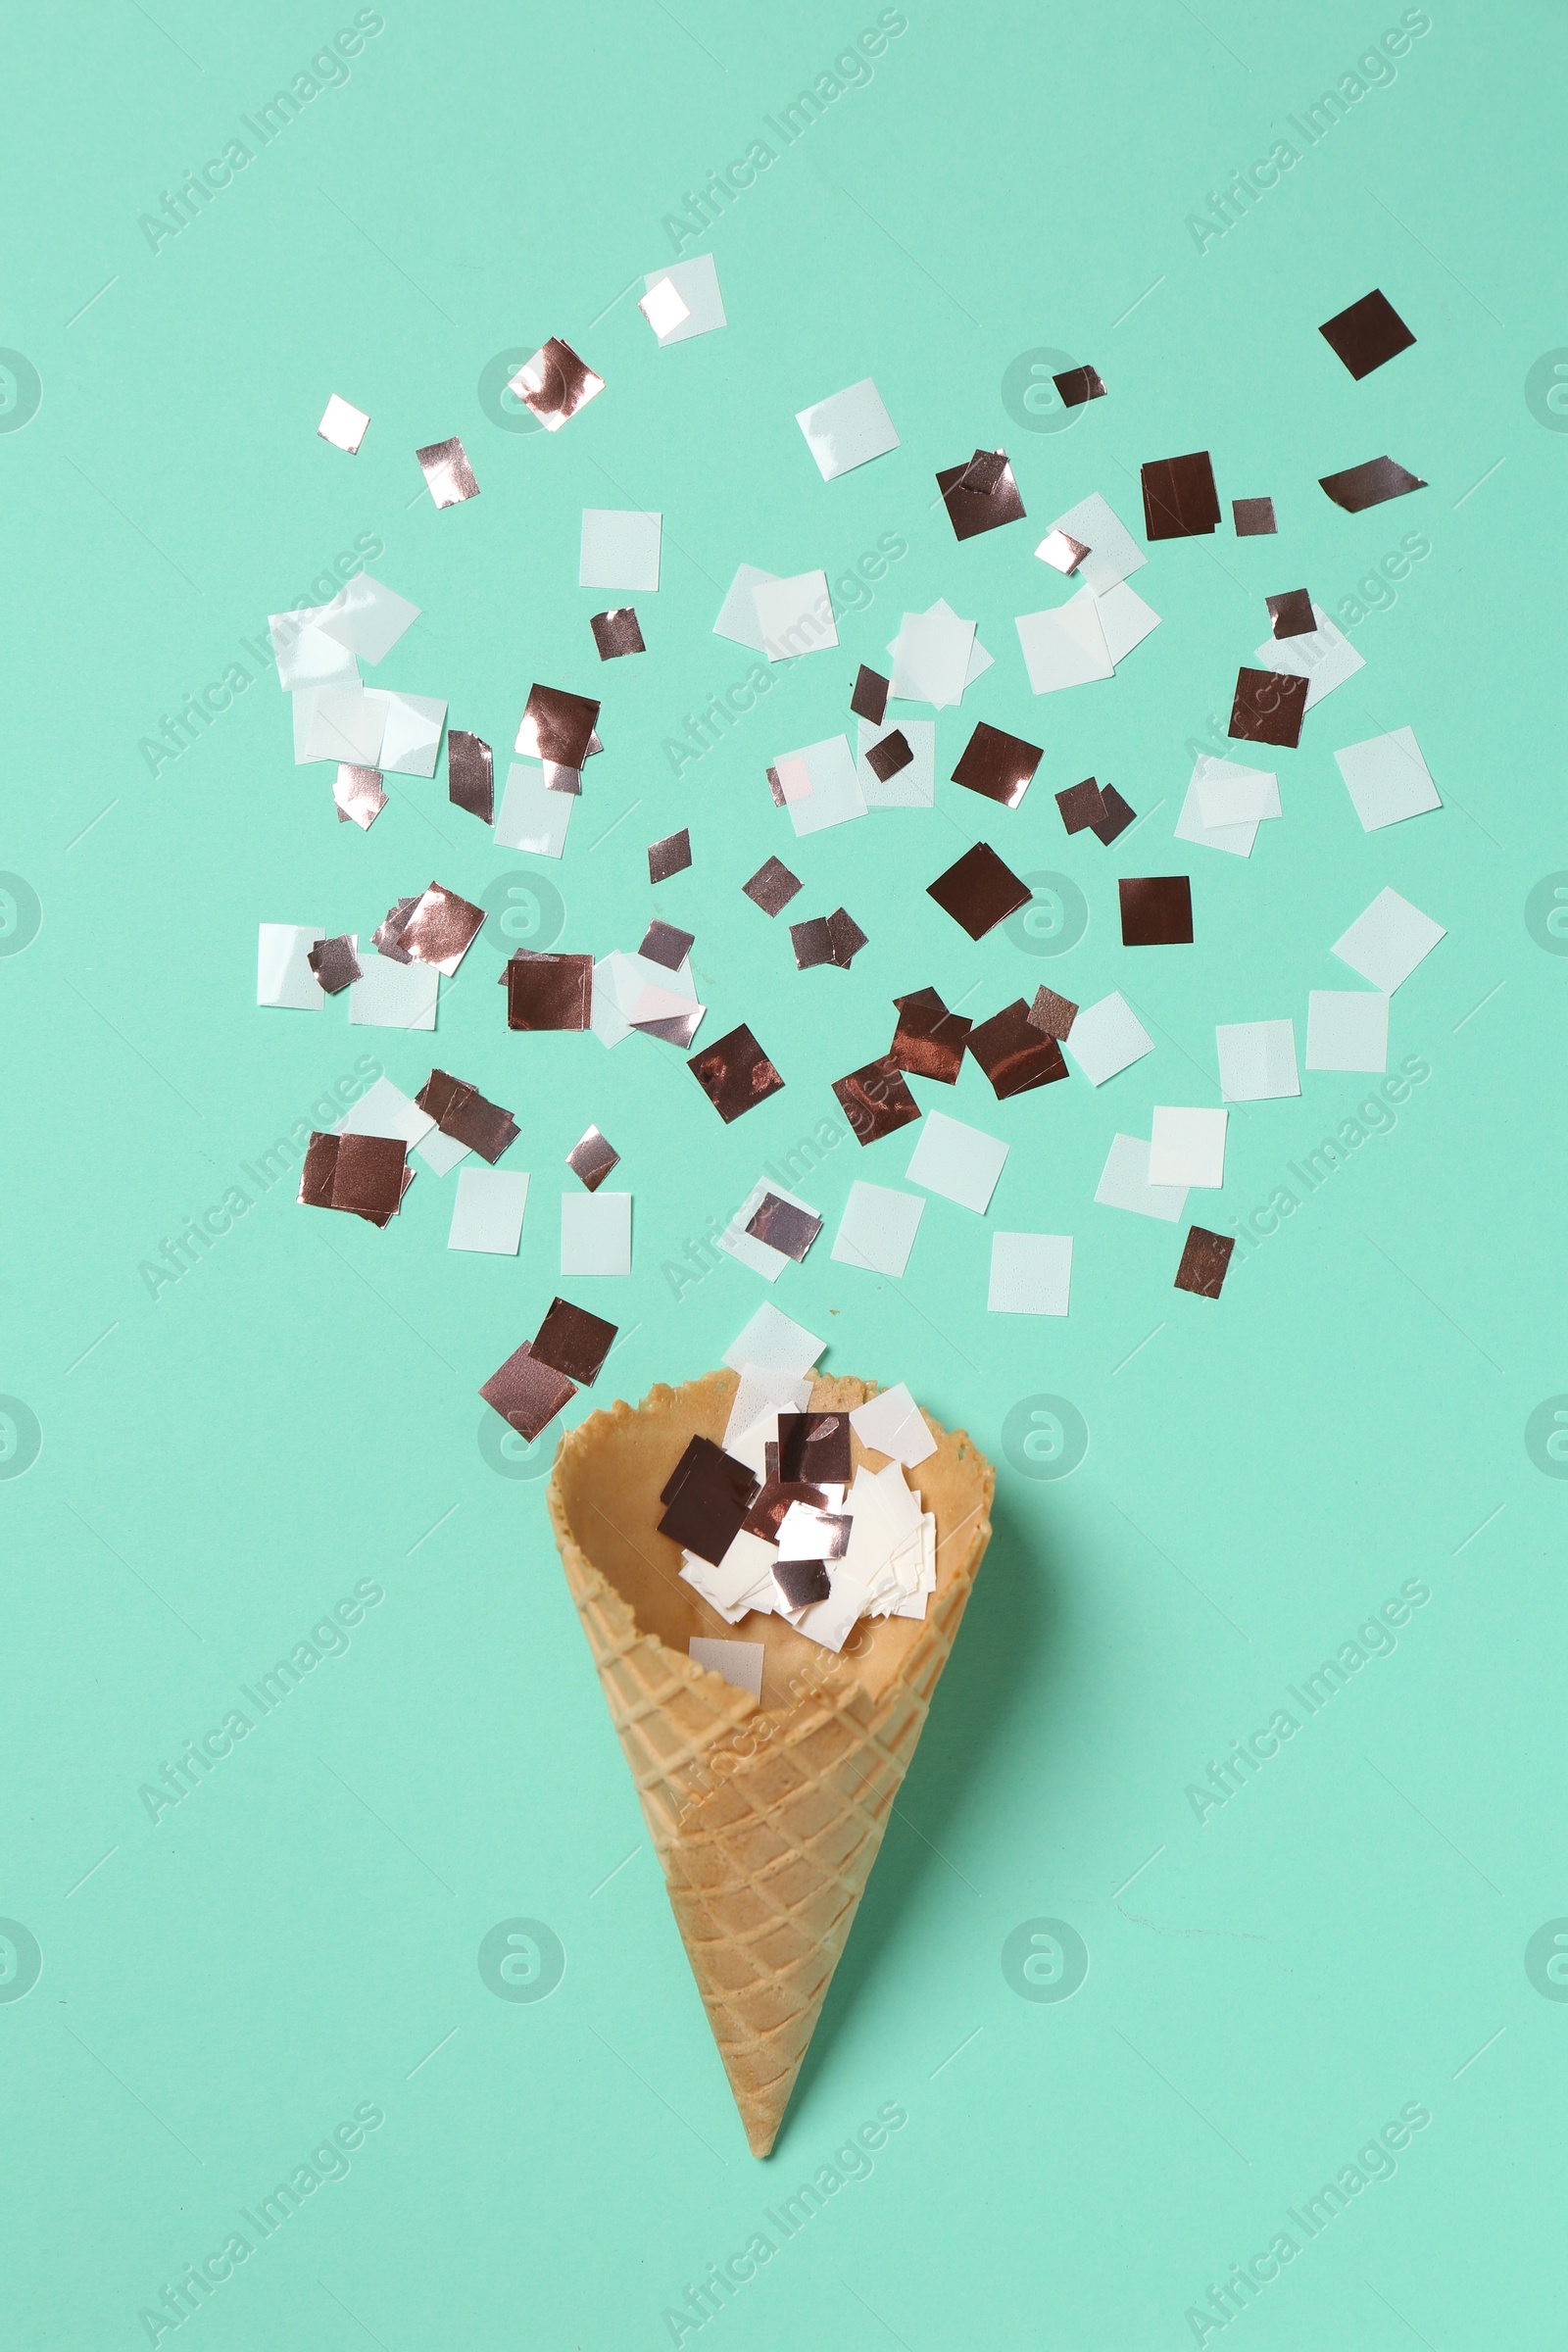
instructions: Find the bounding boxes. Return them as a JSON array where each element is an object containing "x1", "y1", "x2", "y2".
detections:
[
  {"x1": 1216, "y1": 1020, "x2": 1299, "y2": 1102},
  {"x1": 988, "y1": 1232, "x2": 1072, "y2": 1316},
  {"x1": 906, "y1": 1109, "x2": 1008, "y2": 1213},
  {"x1": 448, "y1": 1168, "x2": 528, "y2": 1255},
  {"x1": 831, "y1": 1182, "x2": 925, "y2": 1276},
  {"x1": 1150, "y1": 1106, "x2": 1228, "y2": 1189}
]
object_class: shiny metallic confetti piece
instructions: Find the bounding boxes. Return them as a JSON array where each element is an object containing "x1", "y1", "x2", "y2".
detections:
[
  {"x1": 742, "y1": 857, "x2": 803, "y2": 917},
  {"x1": 1318, "y1": 456, "x2": 1426, "y2": 512},
  {"x1": 1141, "y1": 451, "x2": 1220, "y2": 539},
  {"x1": 479, "y1": 1340, "x2": 576, "y2": 1443},
  {"x1": 688, "y1": 1024, "x2": 784, "y2": 1122},
  {"x1": 395, "y1": 882, "x2": 486, "y2": 974},
  {"x1": 826, "y1": 907, "x2": 867, "y2": 968},
  {"x1": 1035, "y1": 527, "x2": 1090, "y2": 575},
  {"x1": 891, "y1": 986, "x2": 970, "y2": 1085},
  {"x1": 1175, "y1": 1225, "x2": 1236, "y2": 1298},
  {"x1": 775, "y1": 1410, "x2": 851, "y2": 1485},
  {"x1": 658, "y1": 1434, "x2": 760, "y2": 1564},
  {"x1": 790, "y1": 917, "x2": 834, "y2": 971},
  {"x1": 318, "y1": 393, "x2": 369, "y2": 454},
  {"x1": 638, "y1": 919, "x2": 694, "y2": 971},
  {"x1": 372, "y1": 897, "x2": 421, "y2": 961},
  {"x1": 447, "y1": 730, "x2": 494, "y2": 824},
  {"x1": 634, "y1": 1006, "x2": 706, "y2": 1049},
  {"x1": 936, "y1": 448, "x2": 1026, "y2": 540},
  {"x1": 1232, "y1": 496, "x2": 1277, "y2": 536},
  {"x1": 952, "y1": 720, "x2": 1043, "y2": 810},
  {"x1": 1090, "y1": 784, "x2": 1137, "y2": 846},
  {"x1": 501, "y1": 949, "x2": 594, "y2": 1031},
  {"x1": 299, "y1": 1131, "x2": 411, "y2": 1225},
  {"x1": 590, "y1": 607, "x2": 645, "y2": 661},
  {"x1": 566, "y1": 1125, "x2": 620, "y2": 1192},
  {"x1": 1026, "y1": 986, "x2": 1078, "y2": 1041},
  {"x1": 308, "y1": 933, "x2": 362, "y2": 995},
  {"x1": 415, "y1": 436, "x2": 480, "y2": 507},
  {"x1": 515, "y1": 683, "x2": 601, "y2": 769},
  {"x1": 1266, "y1": 590, "x2": 1316, "y2": 640},
  {"x1": 772, "y1": 1557, "x2": 831, "y2": 1608},
  {"x1": 507, "y1": 337, "x2": 605, "y2": 431},
  {"x1": 332, "y1": 763, "x2": 386, "y2": 829},
  {"x1": 647, "y1": 827, "x2": 691, "y2": 884},
  {"x1": 745, "y1": 1195, "x2": 822, "y2": 1262},
  {"x1": 1229, "y1": 666, "x2": 1308, "y2": 750},
  {"x1": 775, "y1": 1502, "x2": 851, "y2": 1562},
  {"x1": 1119, "y1": 875, "x2": 1194, "y2": 948},
  {"x1": 927, "y1": 842, "x2": 1032, "y2": 940},
  {"x1": 532, "y1": 1296, "x2": 617, "y2": 1385},
  {"x1": 1318, "y1": 288, "x2": 1415, "y2": 380},
  {"x1": 1053, "y1": 365, "x2": 1105, "y2": 407},
  {"x1": 966, "y1": 1001, "x2": 1069, "y2": 1100},
  {"x1": 864, "y1": 728, "x2": 914, "y2": 785},
  {"x1": 415, "y1": 1068, "x2": 519, "y2": 1163},
  {"x1": 832, "y1": 1055, "x2": 921, "y2": 1145},
  {"x1": 850, "y1": 664, "x2": 890, "y2": 725}
]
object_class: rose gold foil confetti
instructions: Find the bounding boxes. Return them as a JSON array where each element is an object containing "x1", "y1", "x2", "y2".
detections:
[
  {"x1": 395, "y1": 882, "x2": 486, "y2": 974},
  {"x1": 515, "y1": 684, "x2": 600, "y2": 769},
  {"x1": 590, "y1": 608, "x2": 645, "y2": 660},
  {"x1": 648, "y1": 829, "x2": 691, "y2": 883},
  {"x1": 415, "y1": 437, "x2": 480, "y2": 507},
  {"x1": 566, "y1": 1125, "x2": 620, "y2": 1191},
  {"x1": 1035, "y1": 527, "x2": 1090, "y2": 575},
  {"x1": 639, "y1": 919, "x2": 694, "y2": 971},
  {"x1": 318, "y1": 394, "x2": 369, "y2": 454},
  {"x1": 507, "y1": 338, "x2": 605, "y2": 431},
  {"x1": 688, "y1": 1024, "x2": 784, "y2": 1122},
  {"x1": 531, "y1": 1296, "x2": 617, "y2": 1383},
  {"x1": 309, "y1": 934, "x2": 362, "y2": 995},
  {"x1": 447, "y1": 730, "x2": 494, "y2": 824},
  {"x1": 743, "y1": 858, "x2": 803, "y2": 917},
  {"x1": 333, "y1": 763, "x2": 387, "y2": 829},
  {"x1": 501, "y1": 950, "x2": 594, "y2": 1031},
  {"x1": 479, "y1": 1341, "x2": 576, "y2": 1443},
  {"x1": 1053, "y1": 365, "x2": 1105, "y2": 406}
]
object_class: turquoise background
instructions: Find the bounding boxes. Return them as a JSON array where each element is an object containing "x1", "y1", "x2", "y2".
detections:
[{"x1": 4, "y1": 1, "x2": 1566, "y2": 2343}]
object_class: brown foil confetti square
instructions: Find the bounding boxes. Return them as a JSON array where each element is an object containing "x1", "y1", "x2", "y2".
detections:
[
  {"x1": 1318, "y1": 288, "x2": 1415, "y2": 380},
  {"x1": 657, "y1": 1435, "x2": 760, "y2": 1565},
  {"x1": 639, "y1": 919, "x2": 694, "y2": 971},
  {"x1": 1036, "y1": 527, "x2": 1090, "y2": 575},
  {"x1": 827, "y1": 907, "x2": 867, "y2": 968},
  {"x1": 480, "y1": 1340, "x2": 576, "y2": 1444},
  {"x1": 688, "y1": 1024, "x2": 784, "y2": 1123},
  {"x1": 966, "y1": 1001, "x2": 1069, "y2": 1099},
  {"x1": 648, "y1": 828, "x2": 691, "y2": 884},
  {"x1": 772, "y1": 1558, "x2": 832, "y2": 1609},
  {"x1": 395, "y1": 882, "x2": 486, "y2": 974},
  {"x1": 415, "y1": 437, "x2": 480, "y2": 507},
  {"x1": 566, "y1": 1125, "x2": 620, "y2": 1191},
  {"x1": 299, "y1": 1133, "x2": 412, "y2": 1226},
  {"x1": 1232, "y1": 497, "x2": 1277, "y2": 536},
  {"x1": 851, "y1": 665, "x2": 890, "y2": 725},
  {"x1": 865, "y1": 729, "x2": 914, "y2": 785},
  {"x1": 1141, "y1": 451, "x2": 1220, "y2": 540},
  {"x1": 1119, "y1": 875, "x2": 1194, "y2": 947},
  {"x1": 532, "y1": 1297, "x2": 618, "y2": 1386},
  {"x1": 744, "y1": 1470, "x2": 834, "y2": 1544},
  {"x1": 891, "y1": 986, "x2": 970, "y2": 1084},
  {"x1": 447, "y1": 730, "x2": 494, "y2": 825},
  {"x1": 832, "y1": 1055, "x2": 921, "y2": 1145},
  {"x1": 952, "y1": 721, "x2": 1043, "y2": 810},
  {"x1": 791, "y1": 917, "x2": 833, "y2": 970},
  {"x1": 1319, "y1": 457, "x2": 1427, "y2": 513},
  {"x1": 1266, "y1": 590, "x2": 1316, "y2": 640},
  {"x1": 1054, "y1": 365, "x2": 1105, "y2": 407},
  {"x1": 1090, "y1": 783, "x2": 1138, "y2": 847},
  {"x1": 591, "y1": 607, "x2": 645, "y2": 661},
  {"x1": 1056, "y1": 777, "x2": 1106, "y2": 836},
  {"x1": 746, "y1": 1195, "x2": 823, "y2": 1263},
  {"x1": 372, "y1": 896, "x2": 420, "y2": 961},
  {"x1": 516, "y1": 684, "x2": 601, "y2": 770},
  {"x1": 309, "y1": 933, "x2": 362, "y2": 995},
  {"x1": 1230, "y1": 666, "x2": 1308, "y2": 750},
  {"x1": 1026, "y1": 986, "x2": 1078, "y2": 1041},
  {"x1": 775, "y1": 1410, "x2": 852, "y2": 1486},
  {"x1": 334, "y1": 764, "x2": 386, "y2": 829},
  {"x1": 743, "y1": 858, "x2": 803, "y2": 917},
  {"x1": 927, "y1": 842, "x2": 1031, "y2": 940},
  {"x1": 415, "y1": 1069, "x2": 519, "y2": 1163},
  {"x1": 508, "y1": 338, "x2": 605, "y2": 431},
  {"x1": 502, "y1": 949, "x2": 594, "y2": 1031},
  {"x1": 299, "y1": 1131, "x2": 339, "y2": 1209},
  {"x1": 936, "y1": 450, "x2": 1027, "y2": 540},
  {"x1": 1175, "y1": 1225, "x2": 1236, "y2": 1299}
]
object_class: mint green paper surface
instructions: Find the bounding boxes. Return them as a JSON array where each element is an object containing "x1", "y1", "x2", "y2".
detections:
[{"x1": 4, "y1": 4, "x2": 1565, "y2": 2344}]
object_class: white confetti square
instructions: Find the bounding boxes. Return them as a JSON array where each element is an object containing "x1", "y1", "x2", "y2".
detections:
[
  {"x1": 318, "y1": 393, "x2": 369, "y2": 454},
  {"x1": 449, "y1": 1168, "x2": 528, "y2": 1254},
  {"x1": 257, "y1": 923, "x2": 324, "y2": 1009},
  {"x1": 831, "y1": 1182, "x2": 925, "y2": 1276},
  {"x1": 1334, "y1": 727, "x2": 1442, "y2": 833},
  {"x1": 1094, "y1": 1134, "x2": 1188, "y2": 1222},
  {"x1": 579, "y1": 509, "x2": 662, "y2": 592},
  {"x1": 754, "y1": 570, "x2": 838, "y2": 662},
  {"x1": 988, "y1": 1232, "x2": 1073, "y2": 1316},
  {"x1": 1015, "y1": 587, "x2": 1113, "y2": 693},
  {"x1": 1150, "y1": 1106, "x2": 1228, "y2": 1189},
  {"x1": 1064, "y1": 993, "x2": 1153, "y2": 1086},
  {"x1": 643, "y1": 253, "x2": 725, "y2": 342},
  {"x1": 494, "y1": 762, "x2": 573, "y2": 857},
  {"x1": 1332, "y1": 888, "x2": 1446, "y2": 993},
  {"x1": 1216, "y1": 1020, "x2": 1299, "y2": 1102},
  {"x1": 906, "y1": 1111, "x2": 1008, "y2": 1214},
  {"x1": 795, "y1": 378, "x2": 900, "y2": 480},
  {"x1": 561, "y1": 1191, "x2": 631, "y2": 1277},
  {"x1": 1049, "y1": 492, "x2": 1146, "y2": 595}
]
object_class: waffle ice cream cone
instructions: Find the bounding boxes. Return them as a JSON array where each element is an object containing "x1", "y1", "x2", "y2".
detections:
[{"x1": 547, "y1": 1368, "x2": 994, "y2": 2157}]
